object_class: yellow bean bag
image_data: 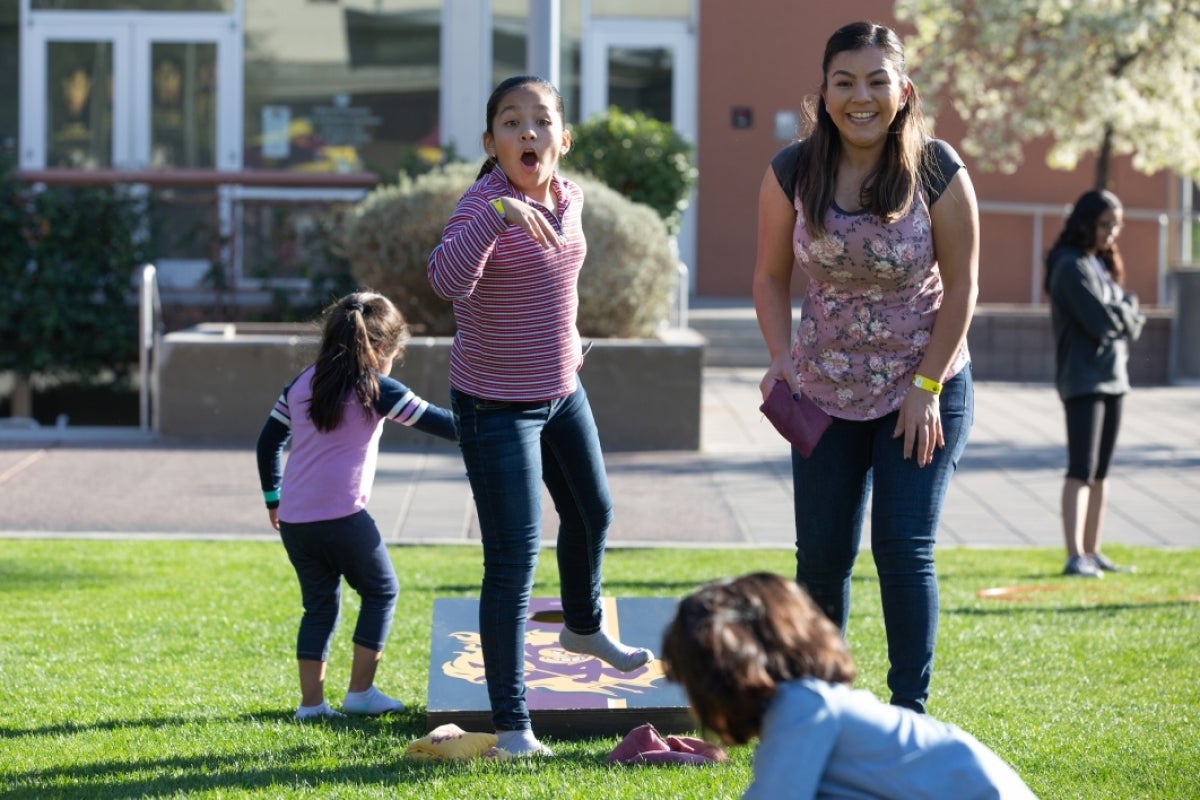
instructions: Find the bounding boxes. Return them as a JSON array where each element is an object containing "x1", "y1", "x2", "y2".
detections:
[{"x1": 403, "y1": 724, "x2": 499, "y2": 761}]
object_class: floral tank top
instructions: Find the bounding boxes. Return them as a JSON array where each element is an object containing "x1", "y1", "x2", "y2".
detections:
[{"x1": 776, "y1": 141, "x2": 971, "y2": 421}]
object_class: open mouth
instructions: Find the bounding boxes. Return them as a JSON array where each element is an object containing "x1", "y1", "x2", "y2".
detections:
[{"x1": 521, "y1": 150, "x2": 539, "y2": 168}]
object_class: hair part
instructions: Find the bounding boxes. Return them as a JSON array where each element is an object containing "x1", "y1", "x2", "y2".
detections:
[
  {"x1": 1045, "y1": 188, "x2": 1126, "y2": 289},
  {"x1": 661, "y1": 572, "x2": 857, "y2": 745},
  {"x1": 794, "y1": 21, "x2": 930, "y2": 237},
  {"x1": 308, "y1": 291, "x2": 409, "y2": 432},
  {"x1": 476, "y1": 74, "x2": 566, "y2": 181}
]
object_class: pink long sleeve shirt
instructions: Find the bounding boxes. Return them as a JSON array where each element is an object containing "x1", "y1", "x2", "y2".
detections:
[{"x1": 427, "y1": 168, "x2": 586, "y2": 402}]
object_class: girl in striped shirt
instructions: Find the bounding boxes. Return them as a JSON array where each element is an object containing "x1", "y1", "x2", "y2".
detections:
[{"x1": 428, "y1": 75, "x2": 652, "y2": 758}]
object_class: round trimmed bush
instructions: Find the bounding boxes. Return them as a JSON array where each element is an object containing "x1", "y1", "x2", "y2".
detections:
[
  {"x1": 336, "y1": 162, "x2": 677, "y2": 338},
  {"x1": 569, "y1": 108, "x2": 698, "y2": 235}
]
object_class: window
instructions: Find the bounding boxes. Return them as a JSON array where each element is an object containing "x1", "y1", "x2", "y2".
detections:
[
  {"x1": 1, "y1": 2, "x2": 21, "y2": 159},
  {"x1": 243, "y1": 0, "x2": 441, "y2": 176},
  {"x1": 46, "y1": 41, "x2": 114, "y2": 168},
  {"x1": 31, "y1": 1, "x2": 233, "y2": 10}
]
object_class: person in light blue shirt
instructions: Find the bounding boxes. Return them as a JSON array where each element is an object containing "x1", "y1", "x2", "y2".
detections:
[{"x1": 661, "y1": 573, "x2": 1037, "y2": 799}]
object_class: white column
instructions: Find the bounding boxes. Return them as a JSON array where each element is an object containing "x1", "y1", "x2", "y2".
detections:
[
  {"x1": 440, "y1": 0, "x2": 492, "y2": 163},
  {"x1": 526, "y1": 0, "x2": 560, "y2": 87},
  {"x1": 221, "y1": 0, "x2": 245, "y2": 170},
  {"x1": 1181, "y1": 176, "x2": 1194, "y2": 265}
]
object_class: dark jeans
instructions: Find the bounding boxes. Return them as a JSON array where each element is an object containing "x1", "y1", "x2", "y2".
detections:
[
  {"x1": 279, "y1": 509, "x2": 399, "y2": 661},
  {"x1": 791, "y1": 365, "x2": 974, "y2": 713},
  {"x1": 1063, "y1": 392, "x2": 1123, "y2": 483},
  {"x1": 451, "y1": 380, "x2": 613, "y2": 732}
]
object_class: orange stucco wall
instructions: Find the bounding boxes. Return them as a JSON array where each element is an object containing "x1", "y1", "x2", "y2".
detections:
[{"x1": 695, "y1": 1, "x2": 1174, "y2": 305}]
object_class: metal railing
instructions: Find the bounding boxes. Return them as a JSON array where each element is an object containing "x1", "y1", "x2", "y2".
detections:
[
  {"x1": 978, "y1": 200, "x2": 1198, "y2": 306},
  {"x1": 138, "y1": 263, "x2": 163, "y2": 435},
  {"x1": 18, "y1": 168, "x2": 378, "y2": 302}
]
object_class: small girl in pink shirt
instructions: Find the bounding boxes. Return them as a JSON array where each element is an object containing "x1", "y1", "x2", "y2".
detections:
[{"x1": 257, "y1": 291, "x2": 456, "y2": 720}]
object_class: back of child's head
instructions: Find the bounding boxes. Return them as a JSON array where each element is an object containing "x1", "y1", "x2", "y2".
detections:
[
  {"x1": 661, "y1": 572, "x2": 857, "y2": 745},
  {"x1": 308, "y1": 291, "x2": 409, "y2": 433},
  {"x1": 476, "y1": 74, "x2": 565, "y2": 180}
]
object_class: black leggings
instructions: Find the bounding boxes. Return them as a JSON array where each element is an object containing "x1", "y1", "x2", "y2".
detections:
[{"x1": 1063, "y1": 393, "x2": 1124, "y2": 484}]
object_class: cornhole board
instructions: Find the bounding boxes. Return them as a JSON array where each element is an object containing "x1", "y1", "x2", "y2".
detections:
[{"x1": 427, "y1": 596, "x2": 694, "y2": 738}]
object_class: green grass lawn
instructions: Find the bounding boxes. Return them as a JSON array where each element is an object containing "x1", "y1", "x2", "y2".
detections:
[{"x1": 0, "y1": 540, "x2": 1196, "y2": 799}]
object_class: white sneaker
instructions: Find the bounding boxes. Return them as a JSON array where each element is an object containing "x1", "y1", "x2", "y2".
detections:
[
  {"x1": 490, "y1": 729, "x2": 554, "y2": 758},
  {"x1": 1063, "y1": 555, "x2": 1102, "y2": 578},
  {"x1": 295, "y1": 702, "x2": 346, "y2": 720},
  {"x1": 1088, "y1": 553, "x2": 1135, "y2": 573}
]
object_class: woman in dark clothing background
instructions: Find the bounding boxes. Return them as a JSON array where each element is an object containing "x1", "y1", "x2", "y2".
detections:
[{"x1": 1045, "y1": 189, "x2": 1145, "y2": 578}]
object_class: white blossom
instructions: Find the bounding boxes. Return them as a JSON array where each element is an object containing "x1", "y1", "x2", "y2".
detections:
[{"x1": 894, "y1": 0, "x2": 1200, "y2": 183}]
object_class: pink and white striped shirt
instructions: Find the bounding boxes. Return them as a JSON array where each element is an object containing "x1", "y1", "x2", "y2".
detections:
[{"x1": 428, "y1": 168, "x2": 586, "y2": 401}]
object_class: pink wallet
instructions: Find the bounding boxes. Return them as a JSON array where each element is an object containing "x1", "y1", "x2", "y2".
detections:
[{"x1": 759, "y1": 381, "x2": 833, "y2": 458}]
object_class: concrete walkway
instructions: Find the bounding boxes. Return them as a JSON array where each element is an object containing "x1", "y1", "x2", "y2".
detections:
[{"x1": 2, "y1": 368, "x2": 1198, "y2": 551}]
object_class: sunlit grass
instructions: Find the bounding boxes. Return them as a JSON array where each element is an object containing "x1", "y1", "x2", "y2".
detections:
[{"x1": 0, "y1": 540, "x2": 1196, "y2": 799}]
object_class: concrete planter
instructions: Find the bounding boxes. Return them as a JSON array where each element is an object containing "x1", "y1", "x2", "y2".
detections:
[
  {"x1": 157, "y1": 323, "x2": 704, "y2": 451},
  {"x1": 966, "y1": 304, "x2": 1172, "y2": 385}
]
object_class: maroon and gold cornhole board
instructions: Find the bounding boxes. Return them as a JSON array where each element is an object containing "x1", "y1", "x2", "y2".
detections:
[{"x1": 427, "y1": 596, "x2": 694, "y2": 738}]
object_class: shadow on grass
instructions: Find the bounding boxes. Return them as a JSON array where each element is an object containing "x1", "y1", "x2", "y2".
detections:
[
  {"x1": 0, "y1": 559, "x2": 126, "y2": 594},
  {"x1": 0, "y1": 708, "x2": 427, "y2": 741},
  {"x1": 947, "y1": 598, "x2": 1200, "y2": 615},
  {"x1": 430, "y1": 579, "x2": 738, "y2": 594},
  {"x1": 1, "y1": 711, "x2": 624, "y2": 799},
  {"x1": 2, "y1": 750, "x2": 483, "y2": 799}
]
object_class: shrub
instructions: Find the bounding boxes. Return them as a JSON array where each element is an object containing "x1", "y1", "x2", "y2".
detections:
[
  {"x1": 336, "y1": 162, "x2": 677, "y2": 338},
  {"x1": 573, "y1": 176, "x2": 676, "y2": 338},
  {"x1": 569, "y1": 108, "x2": 698, "y2": 235},
  {"x1": 0, "y1": 153, "x2": 148, "y2": 386}
]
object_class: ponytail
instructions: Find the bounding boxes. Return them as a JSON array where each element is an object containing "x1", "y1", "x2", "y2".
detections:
[
  {"x1": 476, "y1": 155, "x2": 499, "y2": 181},
  {"x1": 308, "y1": 292, "x2": 409, "y2": 432}
]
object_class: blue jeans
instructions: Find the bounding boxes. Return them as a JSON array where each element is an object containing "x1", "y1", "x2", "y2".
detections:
[
  {"x1": 791, "y1": 365, "x2": 973, "y2": 713},
  {"x1": 451, "y1": 380, "x2": 613, "y2": 732},
  {"x1": 279, "y1": 509, "x2": 399, "y2": 661}
]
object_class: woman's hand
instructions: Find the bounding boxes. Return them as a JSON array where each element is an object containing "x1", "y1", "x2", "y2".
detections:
[
  {"x1": 894, "y1": 387, "x2": 944, "y2": 467},
  {"x1": 759, "y1": 354, "x2": 800, "y2": 403},
  {"x1": 492, "y1": 196, "x2": 565, "y2": 250},
  {"x1": 268, "y1": 508, "x2": 280, "y2": 532}
]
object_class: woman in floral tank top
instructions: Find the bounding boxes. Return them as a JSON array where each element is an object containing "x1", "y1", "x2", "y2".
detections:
[{"x1": 752, "y1": 21, "x2": 980, "y2": 714}]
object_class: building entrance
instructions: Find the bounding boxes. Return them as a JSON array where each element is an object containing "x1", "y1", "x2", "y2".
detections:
[{"x1": 19, "y1": 9, "x2": 242, "y2": 172}]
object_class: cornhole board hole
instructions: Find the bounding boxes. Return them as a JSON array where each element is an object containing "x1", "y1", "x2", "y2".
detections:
[{"x1": 427, "y1": 596, "x2": 694, "y2": 739}]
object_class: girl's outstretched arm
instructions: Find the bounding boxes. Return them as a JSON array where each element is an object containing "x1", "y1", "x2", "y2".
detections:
[{"x1": 376, "y1": 376, "x2": 457, "y2": 441}]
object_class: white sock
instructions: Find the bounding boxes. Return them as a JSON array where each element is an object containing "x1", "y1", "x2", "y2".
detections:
[
  {"x1": 342, "y1": 685, "x2": 405, "y2": 715},
  {"x1": 559, "y1": 627, "x2": 653, "y2": 672},
  {"x1": 295, "y1": 702, "x2": 343, "y2": 720},
  {"x1": 495, "y1": 729, "x2": 552, "y2": 757}
]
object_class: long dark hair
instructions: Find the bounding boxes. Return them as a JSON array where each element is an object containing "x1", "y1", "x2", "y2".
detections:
[
  {"x1": 794, "y1": 21, "x2": 931, "y2": 237},
  {"x1": 1045, "y1": 189, "x2": 1126, "y2": 291},
  {"x1": 475, "y1": 74, "x2": 566, "y2": 180},
  {"x1": 661, "y1": 572, "x2": 857, "y2": 745},
  {"x1": 308, "y1": 291, "x2": 409, "y2": 433}
]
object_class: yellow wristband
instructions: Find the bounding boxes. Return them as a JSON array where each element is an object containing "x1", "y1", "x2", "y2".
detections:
[
  {"x1": 912, "y1": 374, "x2": 943, "y2": 395},
  {"x1": 489, "y1": 198, "x2": 506, "y2": 219}
]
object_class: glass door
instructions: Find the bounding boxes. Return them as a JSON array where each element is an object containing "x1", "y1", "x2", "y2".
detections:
[
  {"x1": 23, "y1": 20, "x2": 130, "y2": 169},
  {"x1": 582, "y1": 19, "x2": 697, "y2": 287},
  {"x1": 21, "y1": 10, "x2": 242, "y2": 288},
  {"x1": 139, "y1": 37, "x2": 219, "y2": 169},
  {"x1": 20, "y1": 11, "x2": 241, "y2": 171}
]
